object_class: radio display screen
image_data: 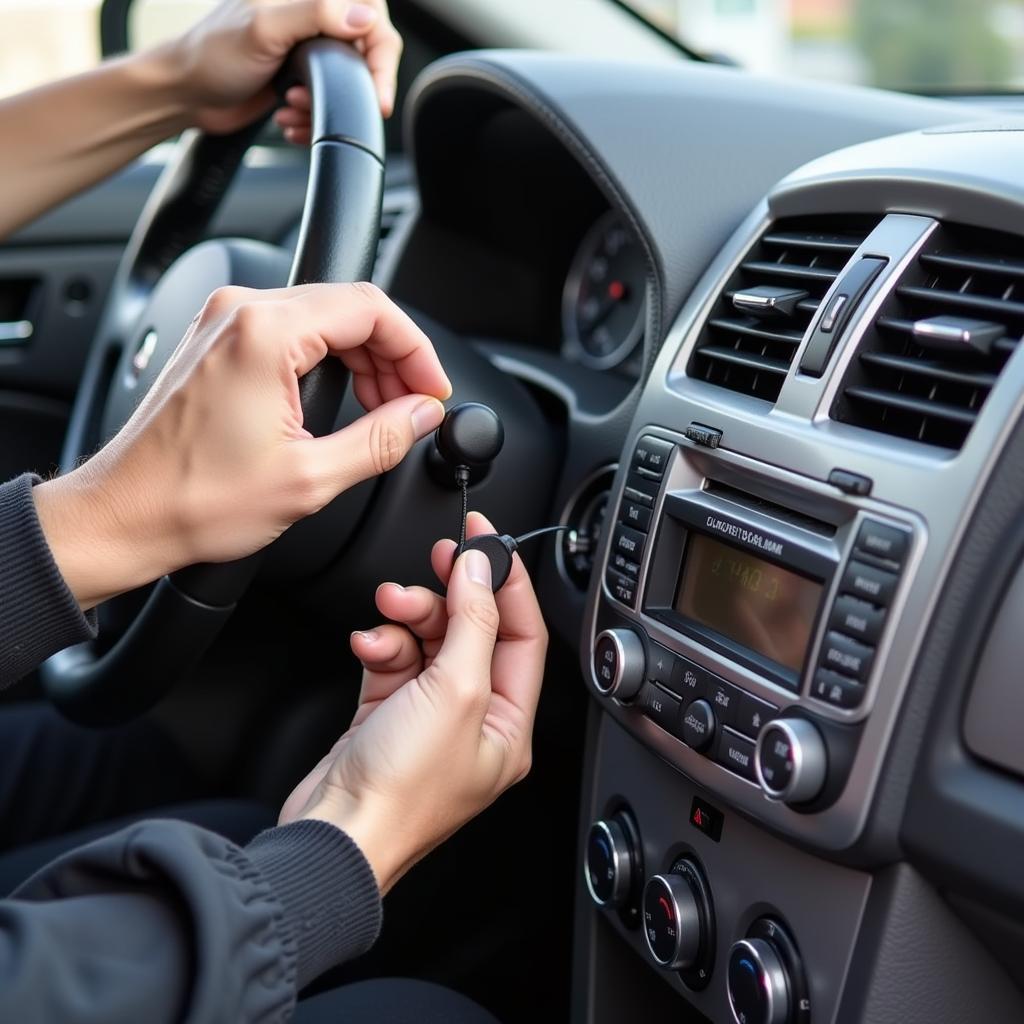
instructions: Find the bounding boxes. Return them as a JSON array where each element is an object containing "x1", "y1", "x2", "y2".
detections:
[{"x1": 674, "y1": 532, "x2": 822, "y2": 673}]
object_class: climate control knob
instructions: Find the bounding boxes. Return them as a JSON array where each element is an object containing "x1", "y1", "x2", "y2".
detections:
[
  {"x1": 728, "y1": 938, "x2": 790, "y2": 1024},
  {"x1": 584, "y1": 818, "x2": 634, "y2": 907},
  {"x1": 641, "y1": 856, "x2": 715, "y2": 987},
  {"x1": 593, "y1": 628, "x2": 645, "y2": 701},
  {"x1": 728, "y1": 918, "x2": 809, "y2": 1024},
  {"x1": 755, "y1": 718, "x2": 827, "y2": 804}
]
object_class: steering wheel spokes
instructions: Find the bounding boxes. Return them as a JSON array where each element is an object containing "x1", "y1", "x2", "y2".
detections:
[{"x1": 42, "y1": 40, "x2": 385, "y2": 726}]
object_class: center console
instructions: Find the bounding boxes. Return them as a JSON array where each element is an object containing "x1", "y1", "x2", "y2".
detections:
[{"x1": 576, "y1": 129, "x2": 1024, "y2": 1024}]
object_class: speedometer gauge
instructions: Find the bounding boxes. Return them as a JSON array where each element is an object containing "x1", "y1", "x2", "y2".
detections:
[{"x1": 562, "y1": 211, "x2": 646, "y2": 370}]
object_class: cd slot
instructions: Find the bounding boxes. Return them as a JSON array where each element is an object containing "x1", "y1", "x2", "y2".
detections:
[{"x1": 702, "y1": 481, "x2": 836, "y2": 538}]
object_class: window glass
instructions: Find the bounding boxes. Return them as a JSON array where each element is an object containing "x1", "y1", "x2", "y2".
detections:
[
  {"x1": 129, "y1": 0, "x2": 217, "y2": 51},
  {"x1": 0, "y1": 0, "x2": 101, "y2": 99},
  {"x1": 624, "y1": 0, "x2": 1024, "y2": 93}
]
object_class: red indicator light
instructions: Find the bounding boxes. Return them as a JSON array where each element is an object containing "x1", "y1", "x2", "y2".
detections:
[{"x1": 608, "y1": 280, "x2": 625, "y2": 301}]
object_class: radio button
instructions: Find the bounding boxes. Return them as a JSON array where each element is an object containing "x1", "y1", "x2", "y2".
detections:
[
  {"x1": 632, "y1": 435, "x2": 674, "y2": 477},
  {"x1": 812, "y1": 668, "x2": 865, "y2": 709},
  {"x1": 679, "y1": 699, "x2": 716, "y2": 753},
  {"x1": 735, "y1": 692, "x2": 778, "y2": 739},
  {"x1": 829, "y1": 594, "x2": 885, "y2": 645},
  {"x1": 624, "y1": 473, "x2": 659, "y2": 506},
  {"x1": 708, "y1": 679, "x2": 742, "y2": 728},
  {"x1": 670, "y1": 657, "x2": 711, "y2": 701},
  {"x1": 821, "y1": 631, "x2": 874, "y2": 683},
  {"x1": 619, "y1": 499, "x2": 652, "y2": 532},
  {"x1": 612, "y1": 524, "x2": 647, "y2": 562},
  {"x1": 606, "y1": 569, "x2": 637, "y2": 608},
  {"x1": 638, "y1": 683, "x2": 681, "y2": 735},
  {"x1": 611, "y1": 552, "x2": 641, "y2": 579},
  {"x1": 647, "y1": 644, "x2": 676, "y2": 688},
  {"x1": 713, "y1": 728, "x2": 757, "y2": 782},
  {"x1": 594, "y1": 629, "x2": 645, "y2": 700},
  {"x1": 840, "y1": 559, "x2": 898, "y2": 606},
  {"x1": 755, "y1": 719, "x2": 827, "y2": 803},
  {"x1": 855, "y1": 519, "x2": 908, "y2": 566}
]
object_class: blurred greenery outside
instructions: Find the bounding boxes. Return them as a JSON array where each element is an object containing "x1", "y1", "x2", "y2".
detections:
[{"x1": 0, "y1": 0, "x2": 1020, "y2": 100}]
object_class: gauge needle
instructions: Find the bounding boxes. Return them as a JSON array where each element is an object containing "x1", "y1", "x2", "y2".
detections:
[{"x1": 584, "y1": 280, "x2": 629, "y2": 334}]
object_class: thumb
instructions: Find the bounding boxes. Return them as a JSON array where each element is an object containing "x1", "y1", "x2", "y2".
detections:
[
  {"x1": 297, "y1": 393, "x2": 445, "y2": 494},
  {"x1": 428, "y1": 549, "x2": 500, "y2": 709},
  {"x1": 252, "y1": 1, "x2": 380, "y2": 56}
]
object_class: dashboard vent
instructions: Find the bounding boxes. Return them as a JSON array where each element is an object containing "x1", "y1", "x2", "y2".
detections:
[
  {"x1": 833, "y1": 223, "x2": 1023, "y2": 451},
  {"x1": 688, "y1": 216, "x2": 877, "y2": 402}
]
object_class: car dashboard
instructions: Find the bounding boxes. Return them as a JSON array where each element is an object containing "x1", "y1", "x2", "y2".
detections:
[{"x1": 384, "y1": 51, "x2": 1024, "y2": 1024}]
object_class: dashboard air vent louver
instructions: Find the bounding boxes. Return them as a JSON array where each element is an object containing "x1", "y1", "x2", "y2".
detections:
[
  {"x1": 688, "y1": 216, "x2": 877, "y2": 402},
  {"x1": 832, "y1": 223, "x2": 1023, "y2": 451}
]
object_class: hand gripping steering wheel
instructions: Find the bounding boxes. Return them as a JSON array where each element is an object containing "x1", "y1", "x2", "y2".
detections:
[{"x1": 41, "y1": 39, "x2": 384, "y2": 726}]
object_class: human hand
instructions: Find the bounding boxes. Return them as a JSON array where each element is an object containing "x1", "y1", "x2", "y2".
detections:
[
  {"x1": 161, "y1": 0, "x2": 402, "y2": 137},
  {"x1": 34, "y1": 283, "x2": 449, "y2": 610},
  {"x1": 279, "y1": 511, "x2": 548, "y2": 894}
]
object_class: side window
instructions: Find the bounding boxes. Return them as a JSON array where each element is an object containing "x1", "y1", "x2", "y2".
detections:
[
  {"x1": 129, "y1": 0, "x2": 218, "y2": 51},
  {"x1": 0, "y1": 2, "x2": 102, "y2": 99}
]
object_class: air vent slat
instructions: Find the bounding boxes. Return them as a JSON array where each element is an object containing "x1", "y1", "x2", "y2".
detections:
[
  {"x1": 920, "y1": 251, "x2": 1024, "y2": 279},
  {"x1": 859, "y1": 351, "x2": 998, "y2": 389},
  {"x1": 844, "y1": 386, "x2": 978, "y2": 427},
  {"x1": 709, "y1": 317, "x2": 804, "y2": 346},
  {"x1": 897, "y1": 285, "x2": 1024, "y2": 320},
  {"x1": 688, "y1": 215, "x2": 877, "y2": 403},
  {"x1": 741, "y1": 260, "x2": 838, "y2": 283},
  {"x1": 761, "y1": 232, "x2": 863, "y2": 254},
  {"x1": 696, "y1": 345, "x2": 790, "y2": 376},
  {"x1": 834, "y1": 222, "x2": 1023, "y2": 451}
]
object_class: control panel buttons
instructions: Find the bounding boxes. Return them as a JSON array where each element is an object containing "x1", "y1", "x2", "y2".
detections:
[
  {"x1": 679, "y1": 699, "x2": 716, "y2": 753},
  {"x1": 611, "y1": 523, "x2": 647, "y2": 561},
  {"x1": 755, "y1": 719, "x2": 827, "y2": 804},
  {"x1": 728, "y1": 918, "x2": 810, "y2": 1024},
  {"x1": 812, "y1": 669, "x2": 864, "y2": 710},
  {"x1": 610, "y1": 551, "x2": 641, "y2": 579},
  {"x1": 605, "y1": 570, "x2": 637, "y2": 607},
  {"x1": 829, "y1": 594, "x2": 885, "y2": 645},
  {"x1": 632, "y1": 435, "x2": 675, "y2": 477},
  {"x1": 584, "y1": 818, "x2": 633, "y2": 907},
  {"x1": 820, "y1": 631, "x2": 874, "y2": 683},
  {"x1": 619, "y1": 499, "x2": 652, "y2": 532},
  {"x1": 708, "y1": 679, "x2": 741, "y2": 728},
  {"x1": 855, "y1": 519, "x2": 908, "y2": 565},
  {"x1": 670, "y1": 656, "x2": 712, "y2": 700},
  {"x1": 840, "y1": 558, "x2": 898, "y2": 606},
  {"x1": 713, "y1": 728, "x2": 757, "y2": 783},
  {"x1": 624, "y1": 472, "x2": 659, "y2": 506},
  {"x1": 638, "y1": 683, "x2": 681, "y2": 735},
  {"x1": 735, "y1": 691, "x2": 778, "y2": 740},
  {"x1": 643, "y1": 873, "x2": 702, "y2": 970},
  {"x1": 647, "y1": 643, "x2": 676, "y2": 688},
  {"x1": 593, "y1": 629, "x2": 645, "y2": 701}
]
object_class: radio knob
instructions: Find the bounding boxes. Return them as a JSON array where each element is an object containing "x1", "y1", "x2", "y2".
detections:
[
  {"x1": 593, "y1": 628, "x2": 645, "y2": 701},
  {"x1": 755, "y1": 718, "x2": 827, "y2": 804},
  {"x1": 727, "y1": 938, "x2": 791, "y2": 1024}
]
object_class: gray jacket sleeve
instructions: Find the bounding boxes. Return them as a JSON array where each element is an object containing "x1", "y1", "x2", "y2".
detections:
[
  {"x1": 1, "y1": 818, "x2": 382, "y2": 1022},
  {"x1": 0, "y1": 473, "x2": 96, "y2": 686},
  {"x1": 0, "y1": 474, "x2": 384, "y2": 1019}
]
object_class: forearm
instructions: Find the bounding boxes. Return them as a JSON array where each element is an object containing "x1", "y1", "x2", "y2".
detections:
[{"x1": 0, "y1": 47, "x2": 191, "y2": 239}]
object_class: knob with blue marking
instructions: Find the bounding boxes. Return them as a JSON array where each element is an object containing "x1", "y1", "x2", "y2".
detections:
[{"x1": 584, "y1": 817, "x2": 634, "y2": 907}]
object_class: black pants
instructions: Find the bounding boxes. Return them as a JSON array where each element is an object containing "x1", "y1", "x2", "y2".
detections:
[{"x1": 0, "y1": 703, "x2": 498, "y2": 1023}]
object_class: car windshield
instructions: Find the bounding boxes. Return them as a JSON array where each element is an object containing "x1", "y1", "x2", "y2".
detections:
[{"x1": 620, "y1": 0, "x2": 1024, "y2": 94}]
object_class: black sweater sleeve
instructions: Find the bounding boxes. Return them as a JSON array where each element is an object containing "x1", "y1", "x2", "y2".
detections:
[
  {"x1": 0, "y1": 474, "x2": 96, "y2": 686},
  {"x1": 2, "y1": 818, "x2": 382, "y2": 1022}
]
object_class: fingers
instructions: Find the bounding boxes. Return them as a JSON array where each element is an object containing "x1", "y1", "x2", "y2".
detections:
[
  {"x1": 295, "y1": 391, "x2": 444, "y2": 497},
  {"x1": 282, "y1": 283, "x2": 451, "y2": 405},
  {"x1": 350, "y1": 623, "x2": 424, "y2": 722},
  {"x1": 375, "y1": 582, "x2": 448, "y2": 645},
  {"x1": 425, "y1": 549, "x2": 500, "y2": 713},
  {"x1": 253, "y1": 2, "x2": 401, "y2": 118}
]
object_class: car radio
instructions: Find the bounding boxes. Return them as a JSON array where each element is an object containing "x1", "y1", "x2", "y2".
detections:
[{"x1": 589, "y1": 428, "x2": 916, "y2": 819}]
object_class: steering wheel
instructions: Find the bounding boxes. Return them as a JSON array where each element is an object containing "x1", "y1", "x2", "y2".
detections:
[{"x1": 41, "y1": 39, "x2": 384, "y2": 726}]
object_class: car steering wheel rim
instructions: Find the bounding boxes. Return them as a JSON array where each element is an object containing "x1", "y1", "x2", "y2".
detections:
[{"x1": 41, "y1": 38, "x2": 385, "y2": 726}]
